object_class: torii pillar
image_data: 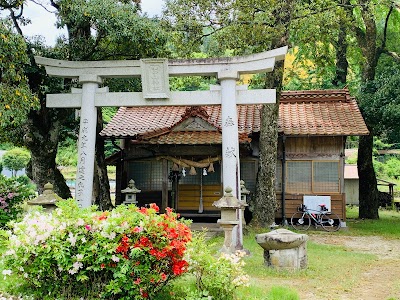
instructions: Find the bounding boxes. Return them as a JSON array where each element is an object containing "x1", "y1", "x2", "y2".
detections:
[
  {"x1": 75, "y1": 75, "x2": 102, "y2": 206},
  {"x1": 219, "y1": 71, "x2": 241, "y2": 197},
  {"x1": 35, "y1": 47, "x2": 288, "y2": 210}
]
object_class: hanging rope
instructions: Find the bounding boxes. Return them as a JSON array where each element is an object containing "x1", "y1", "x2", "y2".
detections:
[{"x1": 156, "y1": 155, "x2": 221, "y2": 169}]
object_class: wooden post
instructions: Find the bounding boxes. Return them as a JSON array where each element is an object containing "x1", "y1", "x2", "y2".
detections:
[{"x1": 162, "y1": 159, "x2": 169, "y2": 211}]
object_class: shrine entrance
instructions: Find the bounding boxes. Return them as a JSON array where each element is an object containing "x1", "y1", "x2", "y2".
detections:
[{"x1": 35, "y1": 47, "x2": 287, "y2": 209}]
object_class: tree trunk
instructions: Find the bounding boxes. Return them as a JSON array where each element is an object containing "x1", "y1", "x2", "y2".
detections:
[
  {"x1": 357, "y1": 132, "x2": 379, "y2": 218},
  {"x1": 354, "y1": 0, "x2": 380, "y2": 219},
  {"x1": 24, "y1": 114, "x2": 72, "y2": 199},
  {"x1": 252, "y1": 60, "x2": 285, "y2": 226},
  {"x1": 332, "y1": 10, "x2": 349, "y2": 87},
  {"x1": 253, "y1": 102, "x2": 279, "y2": 226},
  {"x1": 93, "y1": 108, "x2": 113, "y2": 210},
  {"x1": 251, "y1": 0, "x2": 294, "y2": 226}
]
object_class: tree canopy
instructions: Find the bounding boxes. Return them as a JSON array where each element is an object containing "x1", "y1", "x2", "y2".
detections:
[
  {"x1": 2, "y1": 147, "x2": 30, "y2": 176},
  {"x1": 0, "y1": 20, "x2": 38, "y2": 128}
]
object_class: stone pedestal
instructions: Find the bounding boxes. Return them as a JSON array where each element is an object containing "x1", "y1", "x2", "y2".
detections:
[
  {"x1": 218, "y1": 220, "x2": 239, "y2": 254},
  {"x1": 213, "y1": 187, "x2": 243, "y2": 254},
  {"x1": 255, "y1": 229, "x2": 308, "y2": 270}
]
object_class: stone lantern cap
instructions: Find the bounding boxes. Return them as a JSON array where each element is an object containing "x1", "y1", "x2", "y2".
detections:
[
  {"x1": 121, "y1": 179, "x2": 141, "y2": 194},
  {"x1": 28, "y1": 182, "x2": 62, "y2": 205},
  {"x1": 255, "y1": 229, "x2": 308, "y2": 251},
  {"x1": 213, "y1": 187, "x2": 241, "y2": 209}
]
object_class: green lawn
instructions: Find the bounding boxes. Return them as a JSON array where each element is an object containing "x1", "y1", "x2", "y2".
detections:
[
  {"x1": 213, "y1": 206, "x2": 400, "y2": 299},
  {"x1": 1, "y1": 206, "x2": 399, "y2": 299},
  {"x1": 344, "y1": 206, "x2": 400, "y2": 238}
]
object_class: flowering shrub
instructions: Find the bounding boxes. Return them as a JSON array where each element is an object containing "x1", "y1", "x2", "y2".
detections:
[
  {"x1": 169, "y1": 232, "x2": 250, "y2": 300},
  {"x1": 0, "y1": 175, "x2": 35, "y2": 228},
  {"x1": 2, "y1": 200, "x2": 191, "y2": 299}
]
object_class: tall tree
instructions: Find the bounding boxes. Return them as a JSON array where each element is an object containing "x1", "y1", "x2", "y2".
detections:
[
  {"x1": 2, "y1": 0, "x2": 168, "y2": 207},
  {"x1": 252, "y1": 0, "x2": 296, "y2": 226},
  {"x1": 352, "y1": 1, "x2": 400, "y2": 218},
  {"x1": 283, "y1": 0, "x2": 400, "y2": 219}
]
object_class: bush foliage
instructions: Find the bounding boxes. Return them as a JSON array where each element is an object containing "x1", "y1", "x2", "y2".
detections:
[
  {"x1": 2, "y1": 201, "x2": 192, "y2": 299},
  {"x1": 0, "y1": 175, "x2": 36, "y2": 228},
  {"x1": 169, "y1": 233, "x2": 250, "y2": 300}
]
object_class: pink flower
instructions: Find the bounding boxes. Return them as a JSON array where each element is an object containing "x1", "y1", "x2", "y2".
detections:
[
  {"x1": 134, "y1": 277, "x2": 141, "y2": 285},
  {"x1": 85, "y1": 225, "x2": 91, "y2": 231},
  {"x1": 133, "y1": 226, "x2": 143, "y2": 233},
  {"x1": 111, "y1": 255, "x2": 120, "y2": 262},
  {"x1": 161, "y1": 272, "x2": 167, "y2": 281}
]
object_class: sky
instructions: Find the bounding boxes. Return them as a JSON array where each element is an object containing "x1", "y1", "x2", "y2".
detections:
[{"x1": 16, "y1": 0, "x2": 164, "y2": 46}]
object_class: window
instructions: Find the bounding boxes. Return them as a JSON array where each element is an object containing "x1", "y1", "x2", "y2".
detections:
[
  {"x1": 240, "y1": 159, "x2": 258, "y2": 194},
  {"x1": 313, "y1": 161, "x2": 340, "y2": 192},
  {"x1": 286, "y1": 161, "x2": 312, "y2": 193},
  {"x1": 128, "y1": 160, "x2": 165, "y2": 191},
  {"x1": 284, "y1": 160, "x2": 340, "y2": 193}
]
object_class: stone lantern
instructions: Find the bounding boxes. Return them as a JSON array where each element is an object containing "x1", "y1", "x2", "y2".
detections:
[
  {"x1": 28, "y1": 182, "x2": 62, "y2": 212},
  {"x1": 121, "y1": 179, "x2": 141, "y2": 205},
  {"x1": 240, "y1": 180, "x2": 250, "y2": 226},
  {"x1": 213, "y1": 187, "x2": 241, "y2": 254},
  {"x1": 240, "y1": 180, "x2": 250, "y2": 202}
]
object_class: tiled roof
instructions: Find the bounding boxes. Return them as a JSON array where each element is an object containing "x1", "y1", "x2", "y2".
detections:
[
  {"x1": 100, "y1": 88, "x2": 369, "y2": 144},
  {"x1": 279, "y1": 89, "x2": 369, "y2": 136}
]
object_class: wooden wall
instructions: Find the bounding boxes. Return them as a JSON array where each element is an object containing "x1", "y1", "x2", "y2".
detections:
[
  {"x1": 280, "y1": 136, "x2": 344, "y2": 159},
  {"x1": 178, "y1": 184, "x2": 222, "y2": 211},
  {"x1": 276, "y1": 193, "x2": 346, "y2": 220}
]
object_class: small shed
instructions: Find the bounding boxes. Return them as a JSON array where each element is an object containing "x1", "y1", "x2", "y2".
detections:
[{"x1": 344, "y1": 165, "x2": 359, "y2": 205}]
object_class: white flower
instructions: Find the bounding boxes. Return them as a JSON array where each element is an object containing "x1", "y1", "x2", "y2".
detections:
[
  {"x1": 76, "y1": 254, "x2": 84, "y2": 261},
  {"x1": 76, "y1": 219, "x2": 85, "y2": 226},
  {"x1": 81, "y1": 236, "x2": 86, "y2": 243},
  {"x1": 67, "y1": 232, "x2": 77, "y2": 246},
  {"x1": 120, "y1": 221, "x2": 129, "y2": 229},
  {"x1": 24, "y1": 273, "x2": 28, "y2": 278},
  {"x1": 5, "y1": 249, "x2": 16, "y2": 256},
  {"x1": 111, "y1": 255, "x2": 120, "y2": 262},
  {"x1": 73, "y1": 262, "x2": 83, "y2": 270},
  {"x1": 232, "y1": 274, "x2": 250, "y2": 287},
  {"x1": 2, "y1": 270, "x2": 12, "y2": 276}
]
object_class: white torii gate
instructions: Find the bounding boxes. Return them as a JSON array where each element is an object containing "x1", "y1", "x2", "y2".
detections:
[{"x1": 35, "y1": 47, "x2": 287, "y2": 209}]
